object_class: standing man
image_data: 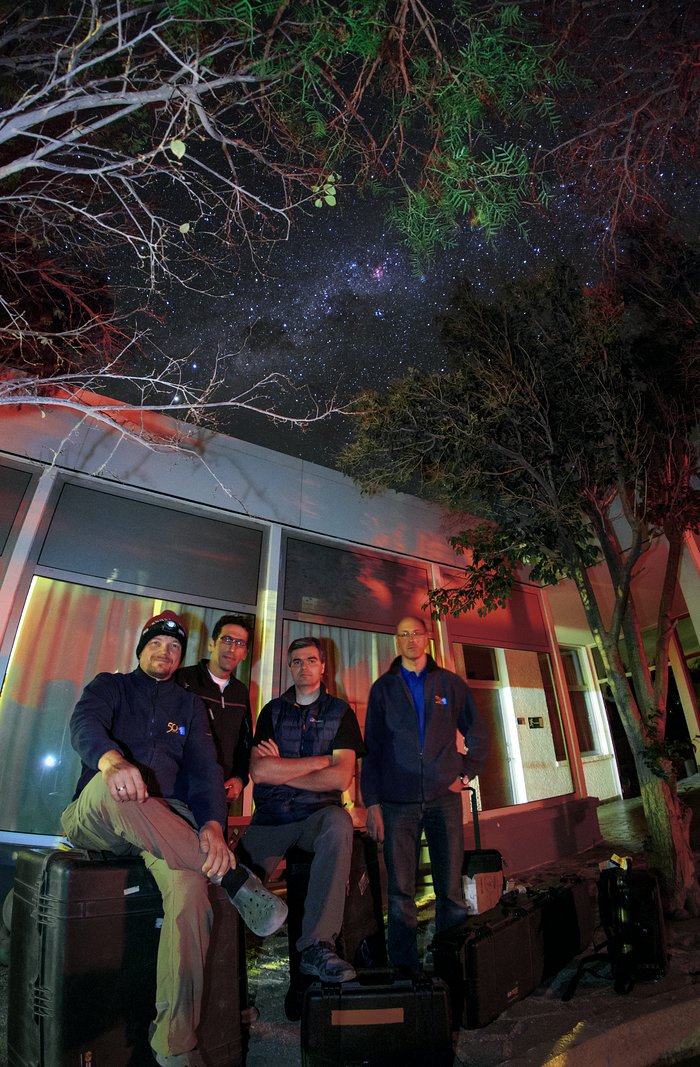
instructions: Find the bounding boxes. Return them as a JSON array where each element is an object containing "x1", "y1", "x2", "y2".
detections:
[
  {"x1": 61, "y1": 610, "x2": 287, "y2": 1067},
  {"x1": 177, "y1": 615, "x2": 253, "y2": 806},
  {"x1": 237, "y1": 637, "x2": 364, "y2": 983},
  {"x1": 361, "y1": 615, "x2": 487, "y2": 972}
]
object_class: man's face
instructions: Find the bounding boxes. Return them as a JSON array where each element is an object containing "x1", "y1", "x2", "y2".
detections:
[
  {"x1": 139, "y1": 634, "x2": 182, "y2": 681},
  {"x1": 209, "y1": 624, "x2": 249, "y2": 678},
  {"x1": 395, "y1": 617, "x2": 429, "y2": 664},
  {"x1": 289, "y1": 646, "x2": 324, "y2": 694}
]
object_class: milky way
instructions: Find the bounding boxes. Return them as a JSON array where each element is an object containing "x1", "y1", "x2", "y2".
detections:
[{"x1": 140, "y1": 176, "x2": 606, "y2": 465}]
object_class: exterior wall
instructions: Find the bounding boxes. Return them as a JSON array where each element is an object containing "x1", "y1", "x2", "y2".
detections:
[{"x1": 0, "y1": 399, "x2": 605, "y2": 869}]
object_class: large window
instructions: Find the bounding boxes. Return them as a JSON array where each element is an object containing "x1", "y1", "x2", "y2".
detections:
[
  {"x1": 453, "y1": 643, "x2": 574, "y2": 809},
  {"x1": 281, "y1": 619, "x2": 397, "y2": 733},
  {"x1": 453, "y1": 644, "x2": 515, "y2": 809},
  {"x1": 0, "y1": 577, "x2": 254, "y2": 836},
  {"x1": 560, "y1": 648, "x2": 601, "y2": 756}
]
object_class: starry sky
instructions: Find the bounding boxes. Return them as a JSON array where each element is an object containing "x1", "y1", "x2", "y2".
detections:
[
  {"x1": 130, "y1": 0, "x2": 699, "y2": 469},
  {"x1": 142, "y1": 184, "x2": 600, "y2": 466}
]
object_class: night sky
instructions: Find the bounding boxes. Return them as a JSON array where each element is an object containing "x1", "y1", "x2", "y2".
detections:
[
  {"x1": 140, "y1": 184, "x2": 601, "y2": 466},
  {"x1": 126, "y1": 1, "x2": 699, "y2": 469}
]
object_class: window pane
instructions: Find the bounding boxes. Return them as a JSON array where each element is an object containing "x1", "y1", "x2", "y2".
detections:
[
  {"x1": 461, "y1": 645, "x2": 498, "y2": 682},
  {"x1": 39, "y1": 483, "x2": 262, "y2": 605},
  {"x1": 0, "y1": 576, "x2": 250, "y2": 835},
  {"x1": 283, "y1": 537, "x2": 430, "y2": 626},
  {"x1": 469, "y1": 689, "x2": 515, "y2": 810},
  {"x1": 0, "y1": 463, "x2": 31, "y2": 555},
  {"x1": 504, "y1": 648, "x2": 574, "y2": 801},
  {"x1": 537, "y1": 653, "x2": 568, "y2": 763}
]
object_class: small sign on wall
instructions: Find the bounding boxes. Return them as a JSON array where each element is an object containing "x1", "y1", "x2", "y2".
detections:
[{"x1": 528, "y1": 716, "x2": 544, "y2": 729}]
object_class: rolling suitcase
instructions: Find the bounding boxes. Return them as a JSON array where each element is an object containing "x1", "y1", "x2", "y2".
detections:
[
  {"x1": 284, "y1": 831, "x2": 387, "y2": 1021},
  {"x1": 300, "y1": 969, "x2": 453, "y2": 1067},
  {"x1": 462, "y1": 787, "x2": 504, "y2": 914},
  {"x1": 8, "y1": 848, "x2": 246, "y2": 1067}
]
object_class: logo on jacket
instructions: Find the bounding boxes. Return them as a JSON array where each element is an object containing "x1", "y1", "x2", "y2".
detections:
[
  {"x1": 167, "y1": 722, "x2": 186, "y2": 735},
  {"x1": 434, "y1": 695, "x2": 448, "y2": 705}
]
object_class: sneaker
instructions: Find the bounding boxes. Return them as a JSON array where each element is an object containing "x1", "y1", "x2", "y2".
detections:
[
  {"x1": 226, "y1": 865, "x2": 288, "y2": 937},
  {"x1": 299, "y1": 940, "x2": 357, "y2": 983},
  {"x1": 154, "y1": 1050, "x2": 204, "y2": 1067}
]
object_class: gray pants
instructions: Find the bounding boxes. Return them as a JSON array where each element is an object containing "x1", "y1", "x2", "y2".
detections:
[
  {"x1": 238, "y1": 805, "x2": 353, "y2": 951},
  {"x1": 61, "y1": 774, "x2": 212, "y2": 1058}
]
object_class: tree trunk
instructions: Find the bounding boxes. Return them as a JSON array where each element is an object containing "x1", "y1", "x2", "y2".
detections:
[
  {"x1": 571, "y1": 560, "x2": 700, "y2": 915},
  {"x1": 637, "y1": 759, "x2": 700, "y2": 916}
]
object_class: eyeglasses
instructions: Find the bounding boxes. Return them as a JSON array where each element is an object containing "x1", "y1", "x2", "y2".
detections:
[
  {"x1": 397, "y1": 630, "x2": 427, "y2": 639},
  {"x1": 219, "y1": 636, "x2": 248, "y2": 648}
]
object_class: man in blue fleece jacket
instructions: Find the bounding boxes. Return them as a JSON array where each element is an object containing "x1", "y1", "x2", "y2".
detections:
[
  {"x1": 61, "y1": 610, "x2": 286, "y2": 1067},
  {"x1": 361, "y1": 615, "x2": 488, "y2": 971}
]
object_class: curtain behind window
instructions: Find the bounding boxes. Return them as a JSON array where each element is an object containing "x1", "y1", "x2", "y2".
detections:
[{"x1": 0, "y1": 577, "x2": 235, "y2": 835}]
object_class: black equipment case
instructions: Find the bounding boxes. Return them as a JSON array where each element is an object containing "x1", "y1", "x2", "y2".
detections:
[
  {"x1": 300, "y1": 969, "x2": 453, "y2": 1067},
  {"x1": 462, "y1": 787, "x2": 504, "y2": 914},
  {"x1": 432, "y1": 876, "x2": 594, "y2": 1028},
  {"x1": 285, "y1": 830, "x2": 387, "y2": 1020},
  {"x1": 598, "y1": 866, "x2": 667, "y2": 992},
  {"x1": 8, "y1": 848, "x2": 246, "y2": 1067}
]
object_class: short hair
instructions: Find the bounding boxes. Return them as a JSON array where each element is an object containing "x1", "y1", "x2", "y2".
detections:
[
  {"x1": 212, "y1": 615, "x2": 253, "y2": 645},
  {"x1": 287, "y1": 637, "x2": 325, "y2": 665}
]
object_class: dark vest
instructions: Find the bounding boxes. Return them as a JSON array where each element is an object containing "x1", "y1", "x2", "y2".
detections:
[{"x1": 252, "y1": 687, "x2": 347, "y2": 825}]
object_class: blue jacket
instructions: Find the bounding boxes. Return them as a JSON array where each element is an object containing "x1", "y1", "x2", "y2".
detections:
[
  {"x1": 70, "y1": 667, "x2": 227, "y2": 830},
  {"x1": 361, "y1": 655, "x2": 487, "y2": 807}
]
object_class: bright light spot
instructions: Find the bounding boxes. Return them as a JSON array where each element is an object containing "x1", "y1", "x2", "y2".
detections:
[{"x1": 42, "y1": 754, "x2": 58, "y2": 769}]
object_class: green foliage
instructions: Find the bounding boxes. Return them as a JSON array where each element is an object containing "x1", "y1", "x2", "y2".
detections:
[{"x1": 312, "y1": 174, "x2": 339, "y2": 208}]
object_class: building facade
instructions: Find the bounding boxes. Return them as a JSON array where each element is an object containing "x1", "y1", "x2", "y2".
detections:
[{"x1": 1, "y1": 397, "x2": 698, "y2": 889}]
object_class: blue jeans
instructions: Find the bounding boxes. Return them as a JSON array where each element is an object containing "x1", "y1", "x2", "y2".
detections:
[{"x1": 382, "y1": 792, "x2": 468, "y2": 969}]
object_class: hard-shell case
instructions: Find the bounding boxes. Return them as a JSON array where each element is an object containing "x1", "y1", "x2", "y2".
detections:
[
  {"x1": 300, "y1": 970, "x2": 453, "y2": 1067},
  {"x1": 8, "y1": 848, "x2": 245, "y2": 1066},
  {"x1": 432, "y1": 876, "x2": 594, "y2": 1028}
]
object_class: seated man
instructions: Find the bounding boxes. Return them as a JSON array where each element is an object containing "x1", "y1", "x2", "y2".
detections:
[
  {"x1": 61, "y1": 610, "x2": 287, "y2": 1067},
  {"x1": 237, "y1": 636, "x2": 364, "y2": 983}
]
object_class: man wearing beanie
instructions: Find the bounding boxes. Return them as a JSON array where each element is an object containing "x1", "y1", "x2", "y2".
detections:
[{"x1": 61, "y1": 610, "x2": 287, "y2": 1067}]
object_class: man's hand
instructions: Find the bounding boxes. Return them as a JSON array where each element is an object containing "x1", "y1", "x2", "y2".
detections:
[
  {"x1": 199, "y1": 821, "x2": 233, "y2": 879},
  {"x1": 224, "y1": 777, "x2": 244, "y2": 801},
  {"x1": 365, "y1": 803, "x2": 384, "y2": 844},
  {"x1": 98, "y1": 749, "x2": 148, "y2": 803},
  {"x1": 448, "y1": 775, "x2": 466, "y2": 793},
  {"x1": 255, "y1": 738, "x2": 280, "y2": 759}
]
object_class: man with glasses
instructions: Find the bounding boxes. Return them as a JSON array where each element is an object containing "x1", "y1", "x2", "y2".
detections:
[
  {"x1": 177, "y1": 616, "x2": 253, "y2": 806},
  {"x1": 362, "y1": 615, "x2": 488, "y2": 972},
  {"x1": 236, "y1": 637, "x2": 365, "y2": 983}
]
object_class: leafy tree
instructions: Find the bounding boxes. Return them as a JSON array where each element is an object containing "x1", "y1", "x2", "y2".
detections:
[
  {"x1": 342, "y1": 229, "x2": 700, "y2": 914},
  {"x1": 0, "y1": 0, "x2": 565, "y2": 374}
]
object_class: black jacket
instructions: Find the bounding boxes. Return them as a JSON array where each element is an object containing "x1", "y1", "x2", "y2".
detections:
[{"x1": 176, "y1": 660, "x2": 253, "y2": 784}]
